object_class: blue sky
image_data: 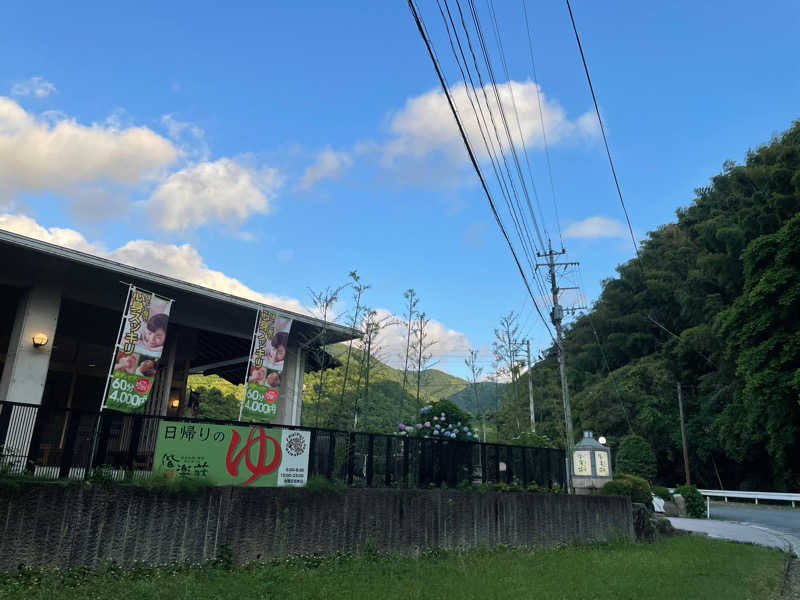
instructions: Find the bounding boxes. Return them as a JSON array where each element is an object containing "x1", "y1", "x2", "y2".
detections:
[{"x1": 1, "y1": 1, "x2": 798, "y2": 379}]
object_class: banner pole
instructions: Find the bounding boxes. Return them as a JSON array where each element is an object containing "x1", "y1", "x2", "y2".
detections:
[
  {"x1": 86, "y1": 283, "x2": 134, "y2": 479},
  {"x1": 239, "y1": 309, "x2": 261, "y2": 422}
]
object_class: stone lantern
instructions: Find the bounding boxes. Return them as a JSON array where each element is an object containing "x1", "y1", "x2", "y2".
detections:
[{"x1": 572, "y1": 430, "x2": 612, "y2": 494}]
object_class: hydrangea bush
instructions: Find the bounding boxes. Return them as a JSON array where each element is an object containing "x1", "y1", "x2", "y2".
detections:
[{"x1": 396, "y1": 399, "x2": 480, "y2": 441}]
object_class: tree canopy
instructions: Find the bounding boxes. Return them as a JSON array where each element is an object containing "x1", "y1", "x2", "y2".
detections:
[{"x1": 495, "y1": 121, "x2": 800, "y2": 490}]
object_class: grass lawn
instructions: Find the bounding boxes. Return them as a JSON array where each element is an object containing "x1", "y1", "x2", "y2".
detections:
[{"x1": 0, "y1": 537, "x2": 786, "y2": 600}]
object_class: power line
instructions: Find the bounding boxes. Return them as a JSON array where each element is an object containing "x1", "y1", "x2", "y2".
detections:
[
  {"x1": 564, "y1": 0, "x2": 639, "y2": 259},
  {"x1": 409, "y1": 0, "x2": 555, "y2": 343},
  {"x1": 438, "y1": 0, "x2": 554, "y2": 324},
  {"x1": 522, "y1": 0, "x2": 563, "y2": 247}
]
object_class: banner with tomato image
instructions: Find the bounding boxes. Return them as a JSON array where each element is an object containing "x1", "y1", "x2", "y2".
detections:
[
  {"x1": 152, "y1": 421, "x2": 309, "y2": 487},
  {"x1": 239, "y1": 309, "x2": 293, "y2": 423},
  {"x1": 103, "y1": 286, "x2": 173, "y2": 413}
]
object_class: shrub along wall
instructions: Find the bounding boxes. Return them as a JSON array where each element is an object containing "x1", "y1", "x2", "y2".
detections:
[{"x1": 0, "y1": 484, "x2": 633, "y2": 571}]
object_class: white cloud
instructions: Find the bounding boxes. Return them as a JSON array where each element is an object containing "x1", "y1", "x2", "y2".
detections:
[
  {"x1": 298, "y1": 148, "x2": 353, "y2": 190},
  {"x1": 0, "y1": 213, "x2": 103, "y2": 254},
  {"x1": 0, "y1": 212, "x2": 308, "y2": 315},
  {"x1": 562, "y1": 215, "x2": 627, "y2": 239},
  {"x1": 382, "y1": 80, "x2": 596, "y2": 166},
  {"x1": 160, "y1": 114, "x2": 209, "y2": 161},
  {"x1": 370, "y1": 308, "x2": 471, "y2": 369},
  {"x1": 146, "y1": 158, "x2": 284, "y2": 232},
  {"x1": 11, "y1": 77, "x2": 56, "y2": 98},
  {"x1": 0, "y1": 97, "x2": 178, "y2": 205}
]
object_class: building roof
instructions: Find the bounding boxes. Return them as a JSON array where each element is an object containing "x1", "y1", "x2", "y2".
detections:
[{"x1": 0, "y1": 228, "x2": 361, "y2": 347}]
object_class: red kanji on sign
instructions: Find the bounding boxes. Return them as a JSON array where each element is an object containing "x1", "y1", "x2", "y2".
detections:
[{"x1": 225, "y1": 427, "x2": 281, "y2": 485}]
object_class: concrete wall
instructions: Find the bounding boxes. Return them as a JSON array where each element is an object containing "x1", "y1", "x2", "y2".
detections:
[{"x1": 0, "y1": 484, "x2": 632, "y2": 571}]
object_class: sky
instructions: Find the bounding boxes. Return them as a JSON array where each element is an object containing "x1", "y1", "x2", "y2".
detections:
[{"x1": 0, "y1": 1, "x2": 798, "y2": 380}]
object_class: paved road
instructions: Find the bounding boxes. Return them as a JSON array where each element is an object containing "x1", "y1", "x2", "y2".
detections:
[
  {"x1": 710, "y1": 504, "x2": 800, "y2": 538},
  {"x1": 668, "y1": 517, "x2": 800, "y2": 554},
  {"x1": 668, "y1": 503, "x2": 800, "y2": 554}
]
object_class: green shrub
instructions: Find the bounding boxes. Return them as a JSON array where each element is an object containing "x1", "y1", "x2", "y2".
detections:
[
  {"x1": 599, "y1": 473, "x2": 653, "y2": 509},
  {"x1": 304, "y1": 474, "x2": 346, "y2": 494},
  {"x1": 615, "y1": 435, "x2": 657, "y2": 481},
  {"x1": 652, "y1": 486, "x2": 673, "y2": 501},
  {"x1": 676, "y1": 484, "x2": 705, "y2": 518},
  {"x1": 131, "y1": 473, "x2": 214, "y2": 494},
  {"x1": 89, "y1": 465, "x2": 117, "y2": 484}
]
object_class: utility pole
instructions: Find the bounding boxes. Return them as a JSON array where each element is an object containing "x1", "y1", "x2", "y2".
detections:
[
  {"x1": 526, "y1": 339, "x2": 535, "y2": 432},
  {"x1": 537, "y1": 239, "x2": 584, "y2": 494},
  {"x1": 677, "y1": 382, "x2": 691, "y2": 485}
]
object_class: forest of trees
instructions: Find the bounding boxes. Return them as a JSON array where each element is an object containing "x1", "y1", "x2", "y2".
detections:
[{"x1": 494, "y1": 121, "x2": 800, "y2": 491}]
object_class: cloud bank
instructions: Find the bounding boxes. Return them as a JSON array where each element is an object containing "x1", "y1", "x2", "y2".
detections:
[
  {"x1": 298, "y1": 148, "x2": 353, "y2": 190},
  {"x1": 0, "y1": 213, "x2": 306, "y2": 315},
  {"x1": 0, "y1": 97, "x2": 177, "y2": 205},
  {"x1": 146, "y1": 158, "x2": 283, "y2": 232},
  {"x1": 563, "y1": 215, "x2": 627, "y2": 239},
  {"x1": 10, "y1": 77, "x2": 56, "y2": 98},
  {"x1": 382, "y1": 80, "x2": 598, "y2": 167}
]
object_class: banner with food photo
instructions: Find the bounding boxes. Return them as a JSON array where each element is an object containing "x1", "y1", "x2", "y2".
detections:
[
  {"x1": 102, "y1": 286, "x2": 173, "y2": 413},
  {"x1": 152, "y1": 421, "x2": 310, "y2": 487},
  {"x1": 239, "y1": 309, "x2": 293, "y2": 423}
]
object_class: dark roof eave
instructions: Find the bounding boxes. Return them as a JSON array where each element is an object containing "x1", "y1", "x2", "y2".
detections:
[{"x1": 0, "y1": 228, "x2": 361, "y2": 343}]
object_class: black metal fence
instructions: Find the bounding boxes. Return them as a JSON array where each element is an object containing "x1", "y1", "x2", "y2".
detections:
[{"x1": 0, "y1": 401, "x2": 566, "y2": 489}]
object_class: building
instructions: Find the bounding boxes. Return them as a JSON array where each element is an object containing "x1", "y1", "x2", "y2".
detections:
[{"x1": 0, "y1": 228, "x2": 359, "y2": 474}]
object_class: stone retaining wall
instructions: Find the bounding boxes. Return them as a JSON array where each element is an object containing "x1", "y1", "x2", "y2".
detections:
[{"x1": 0, "y1": 484, "x2": 633, "y2": 570}]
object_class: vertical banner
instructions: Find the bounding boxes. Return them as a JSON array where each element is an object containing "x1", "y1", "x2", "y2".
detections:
[
  {"x1": 152, "y1": 421, "x2": 309, "y2": 487},
  {"x1": 239, "y1": 309, "x2": 293, "y2": 423},
  {"x1": 103, "y1": 286, "x2": 174, "y2": 413}
]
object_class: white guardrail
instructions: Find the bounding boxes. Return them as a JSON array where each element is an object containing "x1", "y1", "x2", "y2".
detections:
[{"x1": 697, "y1": 489, "x2": 800, "y2": 519}]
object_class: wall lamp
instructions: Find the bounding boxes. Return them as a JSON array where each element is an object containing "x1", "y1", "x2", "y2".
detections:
[
  {"x1": 170, "y1": 399, "x2": 180, "y2": 409},
  {"x1": 32, "y1": 333, "x2": 49, "y2": 348}
]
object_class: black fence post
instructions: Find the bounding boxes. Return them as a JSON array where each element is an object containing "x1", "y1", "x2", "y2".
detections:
[
  {"x1": 308, "y1": 429, "x2": 317, "y2": 478},
  {"x1": 366, "y1": 434, "x2": 374, "y2": 487},
  {"x1": 347, "y1": 432, "x2": 356, "y2": 486},
  {"x1": 0, "y1": 403, "x2": 12, "y2": 444},
  {"x1": 126, "y1": 416, "x2": 143, "y2": 469},
  {"x1": 59, "y1": 411, "x2": 82, "y2": 479},
  {"x1": 521, "y1": 446, "x2": 528, "y2": 487},
  {"x1": 384, "y1": 435, "x2": 392, "y2": 487},
  {"x1": 402, "y1": 437, "x2": 410, "y2": 486},
  {"x1": 326, "y1": 432, "x2": 335, "y2": 479},
  {"x1": 95, "y1": 414, "x2": 113, "y2": 468},
  {"x1": 480, "y1": 443, "x2": 487, "y2": 483},
  {"x1": 25, "y1": 406, "x2": 45, "y2": 473}
]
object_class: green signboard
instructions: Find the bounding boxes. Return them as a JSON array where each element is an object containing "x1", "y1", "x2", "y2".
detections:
[{"x1": 152, "y1": 421, "x2": 310, "y2": 487}]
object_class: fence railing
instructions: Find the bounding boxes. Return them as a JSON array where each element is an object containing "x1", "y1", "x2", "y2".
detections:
[
  {"x1": 0, "y1": 401, "x2": 566, "y2": 490},
  {"x1": 699, "y1": 489, "x2": 800, "y2": 509}
]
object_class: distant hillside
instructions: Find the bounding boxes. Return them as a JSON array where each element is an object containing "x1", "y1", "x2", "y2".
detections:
[
  {"x1": 187, "y1": 343, "x2": 481, "y2": 433},
  {"x1": 449, "y1": 380, "x2": 507, "y2": 416},
  {"x1": 187, "y1": 374, "x2": 243, "y2": 398},
  {"x1": 326, "y1": 343, "x2": 469, "y2": 400}
]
